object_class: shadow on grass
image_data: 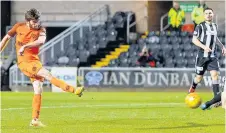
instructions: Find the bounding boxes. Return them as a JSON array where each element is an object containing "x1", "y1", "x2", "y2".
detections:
[{"x1": 138, "y1": 122, "x2": 225, "y2": 130}]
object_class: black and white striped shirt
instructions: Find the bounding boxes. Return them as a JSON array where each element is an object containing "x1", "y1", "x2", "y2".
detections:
[{"x1": 193, "y1": 21, "x2": 218, "y2": 58}]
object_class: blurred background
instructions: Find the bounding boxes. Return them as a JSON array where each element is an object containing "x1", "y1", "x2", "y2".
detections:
[{"x1": 1, "y1": 0, "x2": 225, "y2": 92}]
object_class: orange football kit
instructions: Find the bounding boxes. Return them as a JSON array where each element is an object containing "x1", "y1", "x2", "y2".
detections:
[
  {"x1": 8, "y1": 22, "x2": 44, "y2": 82},
  {"x1": 7, "y1": 23, "x2": 84, "y2": 122}
]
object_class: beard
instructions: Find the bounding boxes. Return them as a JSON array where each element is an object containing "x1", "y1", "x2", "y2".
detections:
[{"x1": 29, "y1": 21, "x2": 41, "y2": 30}]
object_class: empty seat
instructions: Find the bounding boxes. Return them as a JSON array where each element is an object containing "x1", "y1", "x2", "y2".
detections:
[
  {"x1": 159, "y1": 37, "x2": 168, "y2": 44},
  {"x1": 181, "y1": 37, "x2": 190, "y2": 44},
  {"x1": 68, "y1": 57, "x2": 80, "y2": 66},
  {"x1": 79, "y1": 51, "x2": 88, "y2": 62},
  {"x1": 98, "y1": 37, "x2": 108, "y2": 48}
]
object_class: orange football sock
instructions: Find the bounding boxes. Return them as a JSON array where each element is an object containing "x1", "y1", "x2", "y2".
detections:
[
  {"x1": 32, "y1": 94, "x2": 41, "y2": 119},
  {"x1": 50, "y1": 77, "x2": 74, "y2": 93}
]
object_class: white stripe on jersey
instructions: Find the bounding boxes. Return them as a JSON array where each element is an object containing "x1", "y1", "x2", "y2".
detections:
[
  {"x1": 200, "y1": 24, "x2": 204, "y2": 41},
  {"x1": 204, "y1": 23, "x2": 212, "y2": 57},
  {"x1": 200, "y1": 24, "x2": 204, "y2": 42},
  {"x1": 211, "y1": 24, "x2": 217, "y2": 57}
]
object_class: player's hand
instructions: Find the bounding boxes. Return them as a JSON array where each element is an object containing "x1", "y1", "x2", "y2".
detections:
[
  {"x1": 203, "y1": 46, "x2": 212, "y2": 53},
  {"x1": 222, "y1": 47, "x2": 226, "y2": 56},
  {"x1": 18, "y1": 46, "x2": 25, "y2": 56}
]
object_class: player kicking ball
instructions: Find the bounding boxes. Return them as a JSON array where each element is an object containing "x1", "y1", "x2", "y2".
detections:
[
  {"x1": 0, "y1": 8, "x2": 84, "y2": 127},
  {"x1": 187, "y1": 8, "x2": 226, "y2": 110}
]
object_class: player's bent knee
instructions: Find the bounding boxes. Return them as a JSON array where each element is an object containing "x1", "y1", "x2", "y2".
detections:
[
  {"x1": 37, "y1": 68, "x2": 53, "y2": 81},
  {"x1": 33, "y1": 80, "x2": 43, "y2": 94}
]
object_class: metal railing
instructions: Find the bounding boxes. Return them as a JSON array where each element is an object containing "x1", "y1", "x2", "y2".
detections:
[
  {"x1": 39, "y1": 5, "x2": 110, "y2": 65},
  {"x1": 160, "y1": 13, "x2": 169, "y2": 32},
  {"x1": 126, "y1": 12, "x2": 135, "y2": 43},
  {"x1": 126, "y1": 4, "x2": 148, "y2": 43}
]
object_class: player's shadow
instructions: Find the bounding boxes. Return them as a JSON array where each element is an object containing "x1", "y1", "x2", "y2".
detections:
[{"x1": 138, "y1": 122, "x2": 224, "y2": 130}]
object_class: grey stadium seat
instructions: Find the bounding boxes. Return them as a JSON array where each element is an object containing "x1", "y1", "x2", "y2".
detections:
[{"x1": 68, "y1": 57, "x2": 80, "y2": 66}]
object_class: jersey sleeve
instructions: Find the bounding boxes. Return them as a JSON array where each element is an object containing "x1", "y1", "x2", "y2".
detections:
[
  {"x1": 39, "y1": 27, "x2": 46, "y2": 37},
  {"x1": 7, "y1": 23, "x2": 21, "y2": 37},
  {"x1": 193, "y1": 24, "x2": 202, "y2": 38}
]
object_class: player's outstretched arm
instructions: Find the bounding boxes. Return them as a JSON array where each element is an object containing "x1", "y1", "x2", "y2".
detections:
[
  {"x1": 216, "y1": 37, "x2": 226, "y2": 56},
  {"x1": 0, "y1": 34, "x2": 11, "y2": 53},
  {"x1": 192, "y1": 36, "x2": 212, "y2": 53},
  {"x1": 2, "y1": 23, "x2": 21, "y2": 54}
]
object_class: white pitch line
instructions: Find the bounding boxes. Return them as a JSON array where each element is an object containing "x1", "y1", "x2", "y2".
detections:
[{"x1": 1, "y1": 103, "x2": 184, "y2": 111}]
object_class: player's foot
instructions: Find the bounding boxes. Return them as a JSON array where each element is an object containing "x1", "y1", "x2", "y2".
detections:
[
  {"x1": 74, "y1": 86, "x2": 85, "y2": 97},
  {"x1": 212, "y1": 101, "x2": 222, "y2": 108},
  {"x1": 29, "y1": 119, "x2": 46, "y2": 127},
  {"x1": 200, "y1": 103, "x2": 211, "y2": 110},
  {"x1": 188, "y1": 88, "x2": 195, "y2": 93}
]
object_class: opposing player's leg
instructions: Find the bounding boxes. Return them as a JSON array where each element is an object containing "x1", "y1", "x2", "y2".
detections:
[
  {"x1": 210, "y1": 70, "x2": 220, "y2": 96},
  {"x1": 188, "y1": 57, "x2": 208, "y2": 93},
  {"x1": 189, "y1": 75, "x2": 203, "y2": 93},
  {"x1": 201, "y1": 92, "x2": 221, "y2": 110},
  {"x1": 200, "y1": 58, "x2": 221, "y2": 110},
  {"x1": 30, "y1": 79, "x2": 45, "y2": 127},
  {"x1": 36, "y1": 67, "x2": 84, "y2": 96}
]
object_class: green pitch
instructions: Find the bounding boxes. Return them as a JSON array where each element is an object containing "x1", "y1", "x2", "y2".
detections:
[{"x1": 1, "y1": 92, "x2": 225, "y2": 133}]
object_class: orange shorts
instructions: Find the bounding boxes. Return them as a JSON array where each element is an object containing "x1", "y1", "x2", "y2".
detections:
[{"x1": 18, "y1": 60, "x2": 44, "y2": 82}]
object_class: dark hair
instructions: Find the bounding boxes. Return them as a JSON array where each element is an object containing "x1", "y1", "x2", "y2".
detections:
[
  {"x1": 204, "y1": 7, "x2": 213, "y2": 12},
  {"x1": 25, "y1": 8, "x2": 40, "y2": 21}
]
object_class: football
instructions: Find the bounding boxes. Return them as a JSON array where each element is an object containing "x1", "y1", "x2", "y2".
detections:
[{"x1": 185, "y1": 93, "x2": 202, "y2": 109}]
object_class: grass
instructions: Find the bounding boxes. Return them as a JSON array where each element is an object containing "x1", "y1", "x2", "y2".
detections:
[{"x1": 1, "y1": 92, "x2": 225, "y2": 133}]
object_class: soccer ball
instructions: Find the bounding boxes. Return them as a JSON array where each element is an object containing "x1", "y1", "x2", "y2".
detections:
[{"x1": 185, "y1": 93, "x2": 202, "y2": 109}]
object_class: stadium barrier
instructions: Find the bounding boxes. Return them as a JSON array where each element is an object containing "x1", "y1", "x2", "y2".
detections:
[
  {"x1": 9, "y1": 67, "x2": 225, "y2": 91},
  {"x1": 79, "y1": 67, "x2": 225, "y2": 90}
]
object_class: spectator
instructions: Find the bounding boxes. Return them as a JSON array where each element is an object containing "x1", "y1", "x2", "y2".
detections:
[
  {"x1": 191, "y1": 0, "x2": 208, "y2": 28},
  {"x1": 136, "y1": 46, "x2": 156, "y2": 67},
  {"x1": 168, "y1": 1, "x2": 185, "y2": 32}
]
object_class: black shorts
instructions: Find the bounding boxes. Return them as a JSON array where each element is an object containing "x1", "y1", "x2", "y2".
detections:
[{"x1": 195, "y1": 57, "x2": 220, "y2": 75}]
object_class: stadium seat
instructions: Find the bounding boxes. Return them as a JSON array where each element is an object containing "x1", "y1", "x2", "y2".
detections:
[
  {"x1": 66, "y1": 45, "x2": 76, "y2": 57},
  {"x1": 79, "y1": 51, "x2": 89, "y2": 62},
  {"x1": 68, "y1": 57, "x2": 80, "y2": 66},
  {"x1": 98, "y1": 37, "x2": 108, "y2": 48},
  {"x1": 107, "y1": 29, "x2": 117, "y2": 41},
  {"x1": 78, "y1": 42, "x2": 85, "y2": 50},
  {"x1": 180, "y1": 31, "x2": 187, "y2": 37},
  {"x1": 148, "y1": 31, "x2": 156, "y2": 37},
  {"x1": 181, "y1": 36, "x2": 190, "y2": 45},
  {"x1": 160, "y1": 31, "x2": 167, "y2": 37},
  {"x1": 159, "y1": 36, "x2": 168, "y2": 44}
]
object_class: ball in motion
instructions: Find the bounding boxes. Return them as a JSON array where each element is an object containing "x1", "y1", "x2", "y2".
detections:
[{"x1": 185, "y1": 93, "x2": 202, "y2": 109}]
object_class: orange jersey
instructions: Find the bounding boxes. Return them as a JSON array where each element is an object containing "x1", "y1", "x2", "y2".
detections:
[{"x1": 7, "y1": 22, "x2": 46, "y2": 64}]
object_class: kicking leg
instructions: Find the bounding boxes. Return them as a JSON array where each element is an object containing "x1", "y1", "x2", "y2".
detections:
[{"x1": 36, "y1": 67, "x2": 84, "y2": 96}]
